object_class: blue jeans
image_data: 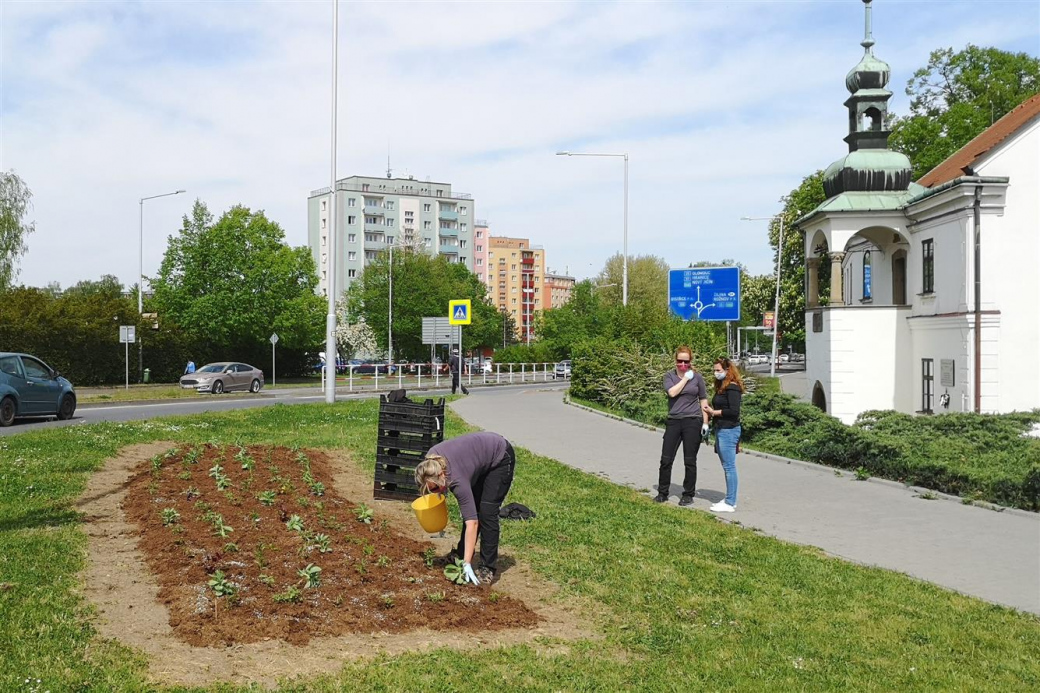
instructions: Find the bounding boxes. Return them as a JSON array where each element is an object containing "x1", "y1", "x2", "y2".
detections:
[{"x1": 716, "y1": 425, "x2": 741, "y2": 506}]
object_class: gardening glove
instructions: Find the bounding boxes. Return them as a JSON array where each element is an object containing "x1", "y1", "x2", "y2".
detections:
[
  {"x1": 701, "y1": 423, "x2": 710, "y2": 437},
  {"x1": 684, "y1": 369, "x2": 694, "y2": 381},
  {"x1": 462, "y1": 562, "x2": 480, "y2": 585}
]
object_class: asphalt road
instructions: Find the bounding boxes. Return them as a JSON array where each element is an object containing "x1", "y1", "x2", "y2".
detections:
[{"x1": 0, "y1": 381, "x2": 568, "y2": 436}]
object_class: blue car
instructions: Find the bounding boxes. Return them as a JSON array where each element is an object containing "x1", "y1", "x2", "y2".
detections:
[{"x1": 0, "y1": 352, "x2": 77, "y2": 426}]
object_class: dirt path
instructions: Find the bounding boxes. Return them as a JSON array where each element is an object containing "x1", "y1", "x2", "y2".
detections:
[{"x1": 76, "y1": 443, "x2": 593, "y2": 689}]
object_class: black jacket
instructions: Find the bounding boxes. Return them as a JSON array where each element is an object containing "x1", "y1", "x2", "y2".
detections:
[{"x1": 711, "y1": 383, "x2": 742, "y2": 429}]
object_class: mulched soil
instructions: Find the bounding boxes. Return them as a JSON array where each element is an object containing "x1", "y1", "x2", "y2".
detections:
[{"x1": 122, "y1": 444, "x2": 540, "y2": 647}]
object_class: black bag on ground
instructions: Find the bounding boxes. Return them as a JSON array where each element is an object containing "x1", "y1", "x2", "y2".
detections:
[{"x1": 499, "y1": 502, "x2": 536, "y2": 521}]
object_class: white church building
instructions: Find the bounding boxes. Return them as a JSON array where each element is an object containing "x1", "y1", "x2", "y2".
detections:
[{"x1": 797, "y1": 1, "x2": 1039, "y2": 424}]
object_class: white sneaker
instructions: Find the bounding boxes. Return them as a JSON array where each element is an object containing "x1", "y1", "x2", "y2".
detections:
[{"x1": 710, "y1": 501, "x2": 736, "y2": 513}]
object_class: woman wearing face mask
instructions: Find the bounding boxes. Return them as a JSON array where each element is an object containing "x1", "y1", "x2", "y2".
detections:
[
  {"x1": 702, "y1": 358, "x2": 745, "y2": 513},
  {"x1": 655, "y1": 346, "x2": 709, "y2": 506}
]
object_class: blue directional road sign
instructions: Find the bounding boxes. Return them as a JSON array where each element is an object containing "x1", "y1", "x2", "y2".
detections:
[{"x1": 669, "y1": 267, "x2": 741, "y2": 322}]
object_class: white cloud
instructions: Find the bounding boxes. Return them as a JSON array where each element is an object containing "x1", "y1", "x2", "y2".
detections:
[{"x1": 1, "y1": 0, "x2": 1036, "y2": 290}]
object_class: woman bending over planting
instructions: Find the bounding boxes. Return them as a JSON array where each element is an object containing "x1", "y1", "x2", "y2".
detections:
[
  {"x1": 703, "y1": 358, "x2": 745, "y2": 513},
  {"x1": 415, "y1": 431, "x2": 516, "y2": 585}
]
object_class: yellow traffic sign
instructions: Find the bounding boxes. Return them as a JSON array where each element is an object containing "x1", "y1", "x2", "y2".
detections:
[{"x1": 449, "y1": 299, "x2": 472, "y2": 325}]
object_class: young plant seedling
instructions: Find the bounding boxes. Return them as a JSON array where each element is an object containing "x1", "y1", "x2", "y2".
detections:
[
  {"x1": 426, "y1": 591, "x2": 445, "y2": 603},
  {"x1": 312, "y1": 533, "x2": 332, "y2": 553},
  {"x1": 381, "y1": 594, "x2": 395, "y2": 609},
  {"x1": 160, "y1": 508, "x2": 181, "y2": 526},
  {"x1": 854, "y1": 466, "x2": 870, "y2": 481},
  {"x1": 257, "y1": 490, "x2": 277, "y2": 506},
  {"x1": 443, "y1": 558, "x2": 467, "y2": 585},
  {"x1": 223, "y1": 542, "x2": 239, "y2": 553},
  {"x1": 354, "y1": 504, "x2": 374, "y2": 524},
  {"x1": 272, "y1": 585, "x2": 302, "y2": 603},
  {"x1": 298, "y1": 563, "x2": 322, "y2": 588},
  {"x1": 177, "y1": 470, "x2": 192, "y2": 481},
  {"x1": 234, "y1": 447, "x2": 255, "y2": 471},
  {"x1": 286, "y1": 515, "x2": 304, "y2": 533},
  {"x1": 208, "y1": 570, "x2": 237, "y2": 599},
  {"x1": 258, "y1": 574, "x2": 276, "y2": 587},
  {"x1": 376, "y1": 555, "x2": 391, "y2": 568},
  {"x1": 422, "y1": 547, "x2": 437, "y2": 568},
  {"x1": 185, "y1": 486, "x2": 200, "y2": 500}
]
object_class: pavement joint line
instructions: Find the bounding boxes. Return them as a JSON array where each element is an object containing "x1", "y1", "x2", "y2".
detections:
[{"x1": 563, "y1": 394, "x2": 1036, "y2": 519}]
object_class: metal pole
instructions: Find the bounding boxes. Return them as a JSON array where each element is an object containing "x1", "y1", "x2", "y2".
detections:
[
  {"x1": 125, "y1": 340, "x2": 129, "y2": 390},
  {"x1": 138, "y1": 200, "x2": 143, "y2": 383},
  {"x1": 388, "y1": 242, "x2": 393, "y2": 365},
  {"x1": 324, "y1": 0, "x2": 339, "y2": 404},
  {"x1": 623, "y1": 154, "x2": 629, "y2": 307},
  {"x1": 770, "y1": 215, "x2": 784, "y2": 378},
  {"x1": 973, "y1": 186, "x2": 982, "y2": 413},
  {"x1": 272, "y1": 342, "x2": 276, "y2": 386}
]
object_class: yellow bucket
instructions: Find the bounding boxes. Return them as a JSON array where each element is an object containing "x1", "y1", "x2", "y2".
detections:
[{"x1": 411, "y1": 493, "x2": 448, "y2": 533}]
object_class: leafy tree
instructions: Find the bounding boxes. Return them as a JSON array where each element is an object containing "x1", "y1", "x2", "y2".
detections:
[
  {"x1": 0, "y1": 171, "x2": 36, "y2": 290},
  {"x1": 539, "y1": 280, "x2": 609, "y2": 356},
  {"x1": 334, "y1": 299, "x2": 378, "y2": 360},
  {"x1": 152, "y1": 201, "x2": 325, "y2": 375},
  {"x1": 891, "y1": 45, "x2": 1040, "y2": 179},
  {"x1": 346, "y1": 249, "x2": 501, "y2": 361}
]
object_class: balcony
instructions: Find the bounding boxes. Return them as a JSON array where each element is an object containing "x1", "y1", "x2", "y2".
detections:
[
  {"x1": 438, "y1": 208, "x2": 458, "y2": 221},
  {"x1": 364, "y1": 205, "x2": 384, "y2": 215},
  {"x1": 439, "y1": 244, "x2": 459, "y2": 255},
  {"x1": 439, "y1": 226, "x2": 459, "y2": 237}
]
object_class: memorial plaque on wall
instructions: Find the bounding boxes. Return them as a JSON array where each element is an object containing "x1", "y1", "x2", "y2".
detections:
[{"x1": 940, "y1": 359, "x2": 955, "y2": 387}]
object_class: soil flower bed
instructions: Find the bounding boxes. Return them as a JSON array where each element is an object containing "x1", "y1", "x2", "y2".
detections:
[{"x1": 122, "y1": 444, "x2": 539, "y2": 647}]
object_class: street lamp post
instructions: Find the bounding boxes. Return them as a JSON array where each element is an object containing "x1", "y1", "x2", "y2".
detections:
[
  {"x1": 388, "y1": 237, "x2": 399, "y2": 365},
  {"x1": 556, "y1": 151, "x2": 628, "y2": 306},
  {"x1": 139, "y1": 189, "x2": 185, "y2": 380},
  {"x1": 741, "y1": 213, "x2": 791, "y2": 378},
  {"x1": 325, "y1": 0, "x2": 340, "y2": 404}
]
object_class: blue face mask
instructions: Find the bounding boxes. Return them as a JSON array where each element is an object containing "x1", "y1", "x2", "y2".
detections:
[{"x1": 714, "y1": 371, "x2": 726, "y2": 380}]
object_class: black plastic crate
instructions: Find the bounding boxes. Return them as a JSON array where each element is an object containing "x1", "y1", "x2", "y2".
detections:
[
  {"x1": 373, "y1": 481, "x2": 419, "y2": 501},
  {"x1": 377, "y1": 414, "x2": 444, "y2": 435},
  {"x1": 378, "y1": 395, "x2": 445, "y2": 418},
  {"x1": 376, "y1": 432, "x2": 443, "y2": 454}
]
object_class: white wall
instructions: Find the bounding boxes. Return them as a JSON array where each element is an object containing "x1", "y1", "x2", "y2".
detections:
[
  {"x1": 806, "y1": 306, "x2": 912, "y2": 424},
  {"x1": 976, "y1": 117, "x2": 1040, "y2": 412}
]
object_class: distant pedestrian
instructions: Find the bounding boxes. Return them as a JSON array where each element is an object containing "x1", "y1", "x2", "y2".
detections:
[
  {"x1": 656, "y1": 346, "x2": 709, "y2": 506},
  {"x1": 415, "y1": 431, "x2": 516, "y2": 585},
  {"x1": 703, "y1": 357, "x2": 745, "y2": 513},
  {"x1": 449, "y1": 348, "x2": 469, "y2": 395},
  {"x1": 184, "y1": 360, "x2": 196, "y2": 375}
]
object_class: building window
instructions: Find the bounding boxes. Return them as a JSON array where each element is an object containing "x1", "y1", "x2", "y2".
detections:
[
  {"x1": 386, "y1": 200, "x2": 394, "y2": 210},
  {"x1": 405, "y1": 210, "x2": 413, "y2": 218},
  {"x1": 921, "y1": 358, "x2": 934, "y2": 413},
  {"x1": 863, "y1": 251, "x2": 872, "y2": 300},
  {"x1": 512, "y1": 298, "x2": 517, "y2": 305},
  {"x1": 321, "y1": 217, "x2": 326, "y2": 229},
  {"x1": 347, "y1": 198, "x2": 356, "y2": 207},
  {"x1": 348, "y1": 269, "x2": 356, "y2": 278},
  {"x1": 460, "y1": 240, "x2": 467, "y2": 248},
  {"x1": 362, "y1": 184, "x2": 369, "y2": 191},
  {"x1": 347, "y1": 215, "x2": 356, "y2": 225},
  {"x1": 460, "y1": 256, "x2": 467, "y2": 263},
  {"x1": 476, "y1": 258, "x2": 483, "y2": 266},
  {"x1": 435, "y1": 189, "x2": 443, "y2": 197},
  {"x1": 922, "y1": 239, "x2": 934, "y2": 294},
  {"x1": 321, "y1": 235, "x2": 326, "y2": 247},
  {"x1": 424, "y1": 221, "x2": 432, "y2": 229},
  {"x1": 387, "y1": 218, "x2": 395, "y2": 226},
  {"x1": 476, "y1": 245, "x2": 482, "y2": 252},
  {"x1": 321, "y1": 200, "x2": 327, "y2": 211},
  {"x1": 348, "y1": 233, "x2": 356, "y2": 243},
  {"x1": 423, "y1": 203, "x2": 431, "y2": 212},
  {"x1": 460, "y1": 223, "x2": 467, "y2": 232},
  {"x1": 348, "y1": 251, "x2": 356, "y2": 261},
  {"x1": 476, "y1": 230, "x2": 483, "y2": 238},
  {"x1": 366, "y1": 216, "x2": 378, "y2": 225},
  {"x1": 460, "y1": 207, "x2": 468, "y2": 215},
  {"x1": 387, "y1": 236, "x2": 394, "y2": 244}
]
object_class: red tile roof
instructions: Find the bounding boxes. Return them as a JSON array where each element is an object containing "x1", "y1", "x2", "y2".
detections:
[{"x1": 918, "y1": 93, "x2": 1040, "y2": 188}]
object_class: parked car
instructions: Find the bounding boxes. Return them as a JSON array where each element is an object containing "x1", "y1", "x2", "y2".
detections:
[
  {"x1": 0, "y1": 352, "x2": 77, "y2": 426},
  {"x1": 779, "y1": 353, "x2": 790, "y2": 363},
  {"x1": 179, "y1": 362, "x2": 265, "y2": 394},
  {"x1": 351, "y1": 360, "x2": 391, "y2": 375},
  {"x1": 552, "y1": 360, "x2": 572, "y2": 379},
  {"x1": 748, "y1": 354, "x2": 769, "y2": 365}
]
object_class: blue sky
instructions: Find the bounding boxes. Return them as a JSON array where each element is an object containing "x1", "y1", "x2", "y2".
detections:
[{"x1": 2, "y1": 0, "x2": 1038, "y2": 289}]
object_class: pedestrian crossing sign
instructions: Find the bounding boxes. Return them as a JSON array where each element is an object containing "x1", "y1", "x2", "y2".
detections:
[{"x1": 449, "y1": 299, "x2": 472, "y2": 325}]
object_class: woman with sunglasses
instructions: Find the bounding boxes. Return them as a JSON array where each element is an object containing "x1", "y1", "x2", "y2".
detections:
[
  {"x1": 655, "y1": 346, "x2": 709, "y2": 506},
  {"x1": 702, "y1": 358, "x2": 745, "y2": 513},
  {"x1": 414, "y1": 431, "x2": 516, "y2": 585}
]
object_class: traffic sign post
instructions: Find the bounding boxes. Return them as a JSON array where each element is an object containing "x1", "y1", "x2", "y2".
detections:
[
  {"x1": 270, "y1": 333, "x2": 279, "y2": 386},
  {"x1": 449, "y1": 300, "x2": 472, "y2": 379},
  {"x1": 669, "y1": 267, "x2": 741, "y2": 322},
  {"x1": 119, "y1": 325, "x2": 136, "y2": 390}
]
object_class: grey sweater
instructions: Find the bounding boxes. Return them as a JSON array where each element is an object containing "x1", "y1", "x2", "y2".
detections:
[
  {"x1": 426, "y1": 432, "x2": 510, "y2": 521},
  {"x1": 663, "y1": 370, "x2": 708, "y2": 419}
]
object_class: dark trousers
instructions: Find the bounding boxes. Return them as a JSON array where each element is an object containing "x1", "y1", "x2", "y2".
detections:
[
  {"x1": 659, "y1": 417, "x2": 701, "y2": 498},
  {"x1": 455, "y1": 443, "x2": 515, "y2": 573},
  {"x1": 451, "y1": 372, "x2": 468, "y2": 395}
]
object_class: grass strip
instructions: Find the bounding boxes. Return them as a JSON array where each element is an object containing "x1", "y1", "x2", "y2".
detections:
[{"x1": 0, "y1": 400, "x2": 1038, "y2": 692}]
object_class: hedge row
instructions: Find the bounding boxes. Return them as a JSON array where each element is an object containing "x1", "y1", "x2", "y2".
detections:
[{"x1": 571, "y1": 347, "x2": 1040, "y2": 511}]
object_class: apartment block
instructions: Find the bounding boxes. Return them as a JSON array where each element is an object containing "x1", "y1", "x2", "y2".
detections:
[
  {"x1": 543, "y1": 271, "x2": 575, "y2": 310},
  {"x1": 488, "y1": 236, "x2": 545, "y2": 343},
  {"x1": 307, "y1": 175, "x2": 475, "y2": 298},
  {"x1": 474, "y1": 220, "x2": 491, "y2": 290}
]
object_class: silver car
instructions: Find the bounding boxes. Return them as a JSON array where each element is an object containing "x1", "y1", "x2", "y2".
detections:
[{"x1": 179, "y1": 362, "x2": 264, "y2": 394}]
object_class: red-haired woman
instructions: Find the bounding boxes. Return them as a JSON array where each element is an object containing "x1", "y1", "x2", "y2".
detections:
[{"x1": 702, "y1": 358, "x2": 745, "y2": 513}]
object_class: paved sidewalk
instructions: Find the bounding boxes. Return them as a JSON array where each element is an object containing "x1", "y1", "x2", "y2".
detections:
[{"x1": 451, "y1": 387, "x2": 1040, "y2": 614}]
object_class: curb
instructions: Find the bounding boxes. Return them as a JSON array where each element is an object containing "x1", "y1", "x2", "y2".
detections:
[
  {"x1": 77, "y1": 393, "x2": 275, "y2": 409},
  {"x1": 563, "y1": 395, "x2": 1036, "y2": 519}
]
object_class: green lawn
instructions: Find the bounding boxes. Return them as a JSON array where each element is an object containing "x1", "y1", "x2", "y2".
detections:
[{"x1": 1, "y1": 400, "x2": 1038, "y2": 691}]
